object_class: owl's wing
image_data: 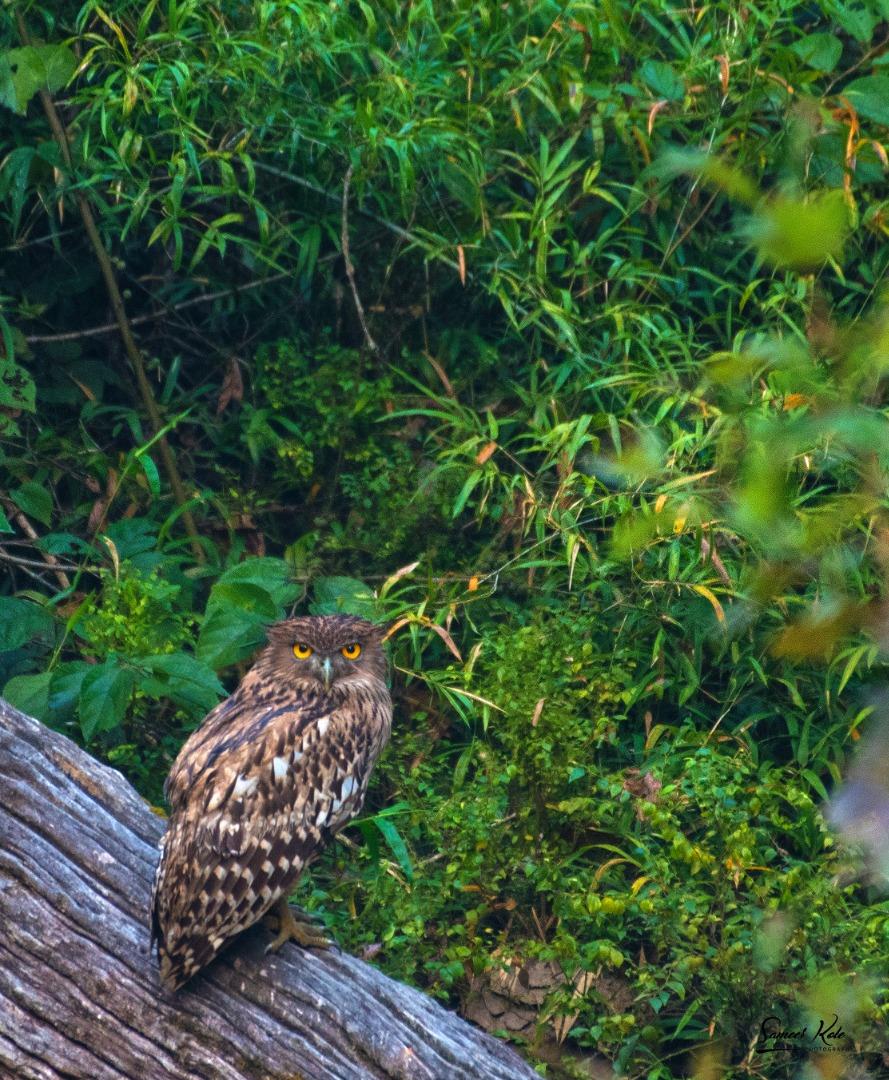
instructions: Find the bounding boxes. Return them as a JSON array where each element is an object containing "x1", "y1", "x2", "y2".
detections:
[{"x1": 151, "y1": 681, "x2": 385, "y2": 989}]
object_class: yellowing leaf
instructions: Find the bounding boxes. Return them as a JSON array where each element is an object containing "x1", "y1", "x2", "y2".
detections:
[{"x1": 691, "y1": 583, "x2": 725, "y2": 622}]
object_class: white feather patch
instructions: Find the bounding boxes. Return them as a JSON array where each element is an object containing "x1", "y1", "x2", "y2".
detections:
[
  {"x1": 272, "y1": 756, "x2": 289, "y2": 780},
  {"x1": 233, "y1": 774, "x2": 258, "y2": 797},
  {"x1": 317, "y1": 716, "x2": 330, "y2": 737},
  {"x1": 341, "y1": 775, "x2": 357, "y2": 799}
]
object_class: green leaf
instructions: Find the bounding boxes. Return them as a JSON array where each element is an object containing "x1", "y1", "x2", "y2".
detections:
[
  {"x1": 211, "y1": 582, "x2": 280, "y2": 618},
  {"x1": 197, "y1": 608, "x2": 268, "y2": 669},
  {"x1": 309, "y1": 576, "x2": 377, "y2": 617},
  {"x1": 639, "y1": 59, "x2": 685, "y2": 102},
  {"x1": 4, "y1": 671, "x2": 53, "y2": 718},
  {"x1": 137, "y1": 452, "x2": 161, "y2": 496},
  {"x1": 802, "y1": 768, "x2": 829, "y2": 801},
  {"x1": 135, "y1": 653, "x2": 225, "y2": 712},
  {"x1": 844, "y1": 76, "x2": 889, "y2": 126},
  {"x1": 11, "y1": 481, "x2": 53, "y2": 526},
  {"x1": 0, "y1": 509, "x2": 11, "y2": 534},
  {"x1": 0, "y1": 45, "x2": 76, "y2": 115},
  {"x1": 791, "y1": 33, "x2": 842, "y2": 72},
  {"x1": 372, "y1": 814, "x2": 414, "y2": 881},
  {"x1": 830, "y1": 3, "x2": 877, "y2": 43},
  {"x1": 747, "y1": 190, "x2": 849, "y2": 269},
  {"x1": 78, "y1": 661, "x2": 135, "y2": 740},
  {"x1": 452, "y1": 470, "x2": 483, "y2": 517},
  {"x1": 0, "y1": 597, "x2": 55, "y2": 650},
  {"x1": 214, "y1": 558, "x2": 300, "y2": 608},
  {"x1": 0, "y1": 358, "x2": 36, "y2": 412},
  {"x1": 48, "y1": 662, "x2": 91, "y2": 721}
]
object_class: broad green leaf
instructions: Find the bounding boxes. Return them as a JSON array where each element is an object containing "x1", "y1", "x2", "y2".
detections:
[
  {"x1": 48, "y1": 662, "x2": 91, "y2": 721},
  {"x1": 78, "y1": 661, "x2": 135, "y2": 740},
  {"x1": 197, "y1": 607, "x2": 268, "y2": 669},
  {"x1": 747, "y1": 191, "x2": 848, "y2": 269},
  {"x1": 831, "y1": 3, "x2": 877, "y2": 43},
  {"x1": 0, "y1": 358, "x2": 36, "y2": 412},
  {"x1": 4, "y1": 671, "x2": 53, "y2": 718},
  {"x1": 210, "y1": 582, "x2": 280, "y2": 619},
  {"x1": 214, "y1": 558, "x2": 300, "y2": 608},
  {"x1": 309, "y1": 576, "x2": 377, "y2": 617},
  {"x1": 11, "y1": 482, "x2": 53, "y2": 526},
  {"x1": 103, "y1": 517, "x2": 157, "y2": 558},
  {"x1": 0, "y1": 45, "x2": 76, "y2": 115},
  {"x1": 0, "y1": 597, "x2": 55, "y2": 650},
  {"x1": 639, "y1": 59, "x2": 684, "y2": 102},
  {"x1": 135, "y1": 653, "x2": 225, "y2": 712},
  {"x1": 844, "y1": 76, "x2": 889, "y2": 125},
  {"x1": 791, "y1": 33, "x2": 842, "y2": 72}
]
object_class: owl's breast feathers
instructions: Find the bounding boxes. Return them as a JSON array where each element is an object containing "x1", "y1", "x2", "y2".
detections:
[{"x1": 150, "y1": 668, "x2": 391, "y2": 990}]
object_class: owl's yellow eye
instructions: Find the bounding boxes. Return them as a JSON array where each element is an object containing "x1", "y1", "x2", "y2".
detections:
[
  {"x1": 341, "y1": 643, "x2": 362, "y2": 660},
  {"x1": 293, "y1": 642, "x2": 313, "y2": 660}
]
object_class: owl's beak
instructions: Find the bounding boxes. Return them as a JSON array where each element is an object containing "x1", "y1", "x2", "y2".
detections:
[{"x1": 320, "y1": 657, "x2": 333, "y2": 689}]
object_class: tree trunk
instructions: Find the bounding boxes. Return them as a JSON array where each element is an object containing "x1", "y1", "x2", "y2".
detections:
[{"x1": 0, "y1": 700, "x2": 537, "y2": 1080}]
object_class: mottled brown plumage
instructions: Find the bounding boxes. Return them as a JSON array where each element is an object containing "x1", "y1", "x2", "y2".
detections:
[{"x1": 150, "y1": 614, "x2": 392, "y2": 990}]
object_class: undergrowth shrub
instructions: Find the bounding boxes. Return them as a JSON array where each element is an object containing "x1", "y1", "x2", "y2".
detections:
[{"x1": 3, "y1": 0, "x2": 889, "y2": 1075}]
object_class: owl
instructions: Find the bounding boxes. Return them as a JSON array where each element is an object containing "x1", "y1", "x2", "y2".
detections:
[{"x1": 150, "y1": 614, "x2": 392, "y2": 990}]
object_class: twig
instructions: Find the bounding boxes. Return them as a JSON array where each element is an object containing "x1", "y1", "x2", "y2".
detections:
[
  {"x1": 0, "y1": 557, "x2": 54, "y2": 589},
  {"x1": 15, "y1": 11, "x2": 204, "y2": 564},
  {"x1": 0, "y1": 499, "x2": 71, "y2": 590},
  {"x1": 2, "y1": 227, "x2": 80, "y2": 252},
  {"x1": 0, "y1": 547, "x2": 78, "y2": 573},
  {"x1": 341, "y1": 165, "x2": 378, "y2": 354},
  {"x1": 254, "y1": 160, "x2": 464, "y2": 275},
  {"x1": 25, "y1": 273, "x2": 291, "y2": 343}
]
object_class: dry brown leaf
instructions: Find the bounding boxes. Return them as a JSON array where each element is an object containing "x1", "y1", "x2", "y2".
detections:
[
  {"x1": 647, "y1": 99, "x2": 669, "y2": 136},
  {"x1": 216, "y1": 355, "x2": 244, "y2": 415},
  {"x1": 532, "y1": 698, "x2": 546, "y2": 727},
  {"x1": 427, "y1": 621, "x2": 463, "y2": 661},
  {"x1": 715, "y1": 54, "x2": 730, "y2": 96},
  {"x1": 380, "y1": 560, "x2": 420, "y2": 597}
]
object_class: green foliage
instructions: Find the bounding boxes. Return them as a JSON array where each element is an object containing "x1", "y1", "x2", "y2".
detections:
[{"x1": 2, "y1": 0, "x2": 889, "y2": 1074}]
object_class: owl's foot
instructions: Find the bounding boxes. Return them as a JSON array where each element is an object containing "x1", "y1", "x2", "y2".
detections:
[{"x1": 264, "y1": 898, "x2": 334, "y2": 953}]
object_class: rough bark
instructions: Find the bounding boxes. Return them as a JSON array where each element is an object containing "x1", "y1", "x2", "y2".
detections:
[{"x1": 0, "y1": 700, "x2": 538, "y2": 1080}]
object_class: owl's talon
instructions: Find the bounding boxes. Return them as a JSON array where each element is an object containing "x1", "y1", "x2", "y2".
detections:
[{"x1": 265, "y1": 898, "x2": 334, "y2": 953}]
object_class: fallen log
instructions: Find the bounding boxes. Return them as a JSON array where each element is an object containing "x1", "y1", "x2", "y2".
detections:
[{"x1": 0, "y1": 699, "x2": 538, "y2": 1080}]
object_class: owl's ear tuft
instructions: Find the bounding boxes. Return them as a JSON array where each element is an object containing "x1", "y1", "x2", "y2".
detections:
[{"x1": 265, "y1": 622, "x2": 293, "y2": 645}]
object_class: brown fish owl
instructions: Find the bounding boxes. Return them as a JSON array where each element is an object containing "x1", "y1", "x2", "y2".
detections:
[{"x1": 150, "y1": 614, "x2": 392, "y2": 990}]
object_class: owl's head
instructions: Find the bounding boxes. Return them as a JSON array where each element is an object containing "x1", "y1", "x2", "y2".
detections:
[{"x1": 263, "y1": 614, "x2": 388, "y2": 689}]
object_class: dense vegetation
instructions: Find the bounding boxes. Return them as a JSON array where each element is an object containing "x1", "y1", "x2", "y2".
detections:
[{"x1": 3, "y1": 1, "x2": 889, "y2": 1075}]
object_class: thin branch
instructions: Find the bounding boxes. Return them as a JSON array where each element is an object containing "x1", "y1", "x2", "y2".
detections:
[
  {"x1": 15, "y1": 11, "x2": 204, "y2": 564},
  {"x1": 254, "y1": 160, "x2": 463, "y2": 275},
  {"x1": 25, "y1": 272, "x2": 291, "y2": 344},
  {"x1": 0, "y1": 547, "x2": 78, "y2": 573},
  {"x1": 341, "y1": 164, "x2": 378, "y2": 354},
  {"x1": 2, "y1": 227, "x2": 80, "y2": 252},
  {"x1": 0, "y1": 498, "x2": 71, "y2": 590}
]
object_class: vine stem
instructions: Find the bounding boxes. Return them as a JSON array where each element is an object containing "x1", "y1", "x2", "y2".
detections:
[{"x1": 15, "y1": 12, "x2": 205, "y2": 563}]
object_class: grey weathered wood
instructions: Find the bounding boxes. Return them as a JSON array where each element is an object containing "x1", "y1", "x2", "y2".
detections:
[{"x1": 0, "y1": 699, "x2": 537, "y2": 1080}]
